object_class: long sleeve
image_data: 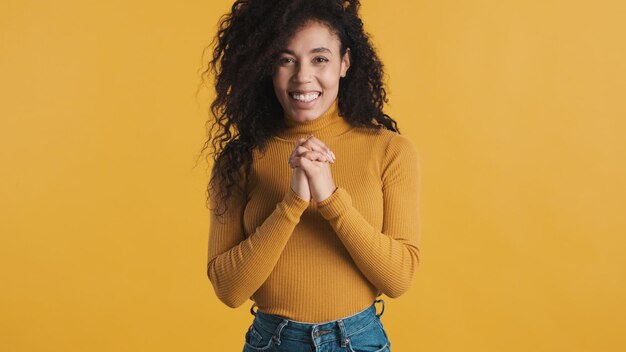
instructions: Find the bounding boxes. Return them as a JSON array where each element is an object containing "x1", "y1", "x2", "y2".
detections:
[
  {"x1": 205, "y1": 100, "x2": 421, "y2": 321},
  {"x1": 206, "y1": 172, "x2": 309, "y2": 308},
  {"x1": 316, "y1": 134, "x2": 421, "y2": 298}
]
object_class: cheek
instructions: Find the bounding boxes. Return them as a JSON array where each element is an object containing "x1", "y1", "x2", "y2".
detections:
[
  {"x1": 273, "y1": 72, "x2": 291, "y2": 91},
  {"x1": 319, "y1": 69, "x2": 341, "y2": 88},
  {"x1": 271, "y1": 75, "x2": 280, "y2": 88}
]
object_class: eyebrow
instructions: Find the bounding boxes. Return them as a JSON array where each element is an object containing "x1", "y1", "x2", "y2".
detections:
[{"x1": 278, "y1": 47, "x2": 333, "y2": 55}]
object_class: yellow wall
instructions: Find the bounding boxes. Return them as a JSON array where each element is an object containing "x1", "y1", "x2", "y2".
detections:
[{"x1": 1, "y1": 0, "x2": 624, "y2": 351}]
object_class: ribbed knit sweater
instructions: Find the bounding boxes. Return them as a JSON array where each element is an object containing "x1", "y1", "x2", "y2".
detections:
[{"x1": 207, "y1": 99, "x2": 421, "y2": 323}]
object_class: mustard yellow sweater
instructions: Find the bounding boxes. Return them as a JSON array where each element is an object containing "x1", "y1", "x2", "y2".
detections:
[{"x1": 207, "y1": 99, "x2": 420, "y2": 322}]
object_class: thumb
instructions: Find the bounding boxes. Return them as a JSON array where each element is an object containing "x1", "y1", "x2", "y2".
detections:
[{"x1": 298, "y1": 157, "x2": 315, "y2": 175}]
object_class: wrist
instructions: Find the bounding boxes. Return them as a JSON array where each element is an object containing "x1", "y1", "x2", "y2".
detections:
[{"x1": 315, "y1": 186, "x2": 338, "y2": 203}]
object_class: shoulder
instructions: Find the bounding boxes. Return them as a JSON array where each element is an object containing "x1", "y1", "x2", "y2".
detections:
[
  {"x1": 385, "y1": 132, "x2": 419, "y2": 157},
  {"x1": 357, "y1": 128, "x2": 418, "y2": 160},
  {"x1": 348, "y1": 127, "x2": 418, "y2": 161},
  {"x1": 378, "y1": 132, "x2": 420, "y2": 180},
  {"x1": 349, "y1": 126, "x2": 399, "y2": 147},
  {"x1": 351, "y1": 126, "x2": 413, "y2": 145}
]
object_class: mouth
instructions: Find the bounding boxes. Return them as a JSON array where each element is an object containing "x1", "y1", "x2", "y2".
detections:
[{"x1": 289, "y1": 91, "x2": 322, "y2": 103}]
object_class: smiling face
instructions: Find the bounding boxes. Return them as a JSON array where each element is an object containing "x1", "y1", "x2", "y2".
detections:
[{"x1": 272, "y1": 20, "x2": 350, "y2": 123}]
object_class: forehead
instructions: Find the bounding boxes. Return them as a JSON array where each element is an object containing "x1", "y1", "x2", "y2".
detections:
[{"x1": 283, "y1": 21, "x2": 341, "y2": 52}]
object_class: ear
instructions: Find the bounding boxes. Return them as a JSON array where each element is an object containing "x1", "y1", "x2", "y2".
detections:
[{"x1": 340, "y1": 48, "x2": 351, "y2": 77}]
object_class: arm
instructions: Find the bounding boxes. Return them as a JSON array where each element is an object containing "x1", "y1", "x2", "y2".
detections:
[
  {"x1": 206, "y1": 168, "x2": 309, "y2": 308},
  {"x1": 316, "y1": 134, "x2": 421, "y2": 298}
]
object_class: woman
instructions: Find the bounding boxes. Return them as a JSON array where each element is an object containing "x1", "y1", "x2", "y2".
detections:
[{"x1": 203, "y1": 0, "x2": 420, "y2": 350}]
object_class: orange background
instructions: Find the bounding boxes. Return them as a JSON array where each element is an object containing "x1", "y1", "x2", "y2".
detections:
[{"x1": 1, "y1": 0, "x2": 625, "y2": 351}]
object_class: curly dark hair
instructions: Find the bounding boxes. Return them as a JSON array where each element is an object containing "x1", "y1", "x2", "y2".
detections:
[{"x1": 199, "y1": 0, "x2": 400, "y2": 217}]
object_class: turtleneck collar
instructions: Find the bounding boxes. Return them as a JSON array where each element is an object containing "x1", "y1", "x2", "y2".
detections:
[{"x1": 276, "y1": 99, "x2": 353, "y2": 140}]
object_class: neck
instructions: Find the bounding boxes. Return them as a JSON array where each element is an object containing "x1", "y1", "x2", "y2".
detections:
[{"x1": 278, "y1": 99, "x2": 352, "y2": 140}]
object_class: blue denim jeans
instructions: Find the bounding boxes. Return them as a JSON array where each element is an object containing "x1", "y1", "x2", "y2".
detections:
[{"x1": 243, "y1": 299, "x2": 391, "y2": 352}]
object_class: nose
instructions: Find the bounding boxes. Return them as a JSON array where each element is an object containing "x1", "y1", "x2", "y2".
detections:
[{"x1": 292, "y1": 62, "x2": 313, "y2": 83}]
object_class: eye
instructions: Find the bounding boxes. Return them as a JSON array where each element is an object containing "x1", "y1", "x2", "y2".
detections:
[
  {"x1": 278, "y1": 57, "x2": 294, "y2": 65},
  {"x1": 314, "y1": 57, "x2": 329, "y2": 63}
]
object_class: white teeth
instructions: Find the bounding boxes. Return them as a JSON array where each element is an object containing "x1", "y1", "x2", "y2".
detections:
[{"x1": 290, "y1": 92, "x2": 320, "y2": 102}]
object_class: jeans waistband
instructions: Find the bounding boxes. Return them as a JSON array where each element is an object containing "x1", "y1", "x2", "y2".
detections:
[{"x1": 248, "y1": 299, "x2": 385, "y2": 347}]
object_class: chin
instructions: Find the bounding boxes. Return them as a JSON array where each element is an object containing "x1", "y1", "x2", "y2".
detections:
[{"x1": 290, "y1": 112, "x2": 315, "y2": 122}]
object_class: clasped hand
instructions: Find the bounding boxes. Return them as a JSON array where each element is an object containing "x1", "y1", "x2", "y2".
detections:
[{"x1": 288, "y1": 134, "x2": 337, "y2": 202}]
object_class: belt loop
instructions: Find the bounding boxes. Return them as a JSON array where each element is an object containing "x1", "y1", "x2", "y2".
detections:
[
  {"x1": 375, "y1": 299, "x2": 385, "y2": 318},
  {"x1": 249, "y1": 303, "x2": 257, "y2": 316},
  {"x1": 337, "y1": 319, "x2": 349, "y2": 348},
  {"x1": 272, "y1": 319, "x2": 289, "y2": 346}
]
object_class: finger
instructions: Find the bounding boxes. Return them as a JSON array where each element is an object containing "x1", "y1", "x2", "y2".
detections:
[
  {"x1": 292, "y1": 135, "x2": 336, "y2": 162},
  {"x1": 291, "y1": 139, "x2": 313, "y2": 159},
  {"x1": 288, "y1": 159, "x2": 298, "y2": 168},
  {"x1": 301, "y1": 136, "x2": 327, "y2": 150},
  {"x1": 299, "y1": 150, "x2": 331, "y2": 163},
  {"x1": 290, "y1": 156, "x2": 310, "y2": 170},
  {"x1": 308, "y1": 136, "x2": 335, "y2": 161},
  {"x1": 300, "y1": 138, "x2": 335, "y2": 161},
  {"x1": 294, "y1": 134, "x2": 315, "y2": 147},
  {"x1": 288, "y1": 155, "x2": 301, "y2": 169},
  {"x1": 288, "y1": 146, "x2": 308, "y2": 164},
  {"x1": 293, "y1": 146, "x2": 331, "y2": 162},
  {"x1": 293, "y1": 134, "x2": 323, "y2": 149},
  {"x1": 289, "y1": 144, "x2": 310, "y2": 161},
  {"x1": 294, "y1": 146, "x2": 311, "y2": 155},
  {"x1": 289, "y1": 153, "x2": 324, "y2": 167},
  {"x1": 289, "y1": 152, "x2": 328, "y2": 169}
]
